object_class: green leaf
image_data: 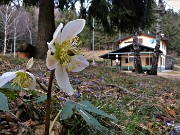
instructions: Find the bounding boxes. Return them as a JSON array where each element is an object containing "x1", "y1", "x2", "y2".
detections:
[
  {"x1": 28, "y1": 128, "x2": 34, "y2": 135},
  {"x1": 77, "y1": 100, "x2": 117, "y2": 122},
  {"x1": 36, "y1": 95, "x2": 47, "y2": 103},
  {"x1": 2, "y1": 82, "x2": 21, "y2": 90},
  {"x1": 76, "y1": 108, "x2": 106, "y2": 132},
  {"x1": 0, "y1": 92, "x2": 9, "y2": 112},
  {"x1": 67, "y1": 130, "x2": 71, "y2": 135},
  {"x1": 60, "y1": 100, "x2": 75, "y2": 120},
  {"x1": 28, "y1": 90, "x2": 38, "y2": 97},
  {"x1": 0, "y1": 89, "x2": 16, "y2": 100}
]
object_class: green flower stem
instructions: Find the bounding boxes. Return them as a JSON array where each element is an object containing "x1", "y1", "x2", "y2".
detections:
[
  {"x1": 44, "y1": 69, "x2": 55, "y2": 135},
  {"x1": 49, "y1": 109, "x2": 62, "y2": 134}
]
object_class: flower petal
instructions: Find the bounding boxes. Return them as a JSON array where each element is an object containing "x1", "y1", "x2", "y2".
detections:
[
  {"x1": 67, "y1": 55, "x2": 89, "y2": 72},
  {"x1": 55, "y1": 64, "x2": 75, "y2": 95},
  {"x1": 47, "y1": 40, "x2": 56, "y2": 53},
  {"x1": 53, "y1": 23, "x2": 63, "y2": 43},
  {"x1": 0, "y1": 72, "x2": 16, "y2": 87},
  {"x1": 47, "y1": 23, "x2": 63, "y2": 52},
  {"x1": 26, "y1": 72, "x2": 36, "y2": 90},
  {"x1": 26, "y1": 57, "x2": 34, "y2": 69},
  {"x1": 46, "y1": 50, "x2": 59, "y2": 70},
  {"x1": 61, "y1": 19, "x2": 85, "y2": 43}
]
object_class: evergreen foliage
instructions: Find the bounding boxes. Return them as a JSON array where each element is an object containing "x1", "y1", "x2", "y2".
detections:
[
  {"x1": 162, "y1": 10, "x2": 180, "y2": 55},
  {"x1": 0, "y1": 0, "x2": 180, "y2": 55},
  {"x1": 148, "y1": 9, "x2": 180, "y2": 55},
  {"x1": 110, "y1": 0, "x2": 155, "y2": 33},
  {"x1": 87, "y1": 0, "x2": 155, "y2": 33}
]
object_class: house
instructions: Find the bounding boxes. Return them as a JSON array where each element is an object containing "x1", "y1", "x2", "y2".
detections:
[{"x1": 99, "y1": 33, "x2": 170, "y2": 72}]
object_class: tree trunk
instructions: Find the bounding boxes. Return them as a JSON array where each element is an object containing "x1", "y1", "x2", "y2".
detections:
[
  {"x1": 35, "y1": 0, "x2": 55, "y2": 59},
  {"x1": 29, "y1": 29, "x2": 32, "y2": 45},
  {"x1": 3, "y1": 30, "x2": 7, "y2": 55},
  {"x1": 133, "y1": 31, "x2": 144, "y2": 74},
  {"x1": 14, "y1": 27, "x2": 16, "y2": 57},
  {"x1": 150, "y1": 0, "x2": 164, "y2": 75},
  {"x1": 3, "y1": 6, "x2": 8, "y2": 55}
]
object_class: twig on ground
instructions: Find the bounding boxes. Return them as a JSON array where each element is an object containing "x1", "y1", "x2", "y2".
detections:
[{"x1": 36, "y1": 79, "x2": 48, "y2": 92}]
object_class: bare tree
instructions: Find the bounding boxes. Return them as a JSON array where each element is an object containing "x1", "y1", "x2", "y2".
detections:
[
  {"x1": 21, "y1": 7, "x2": 38, "y2": 45},
  {"x1": 12, "y1": 8, "x2": 23, "y2": 57},
  {"x1": 150, "y1": 0, "x2": 165, "y2": 75},
  {"x1": 19, "y1": 9, "x2": 33, "y2": 45},
  {"x1": 25, "y1": 15, "x2": 33, "y2": 44},
  {"x1": 0, "y1": 4, "x2": 37, "y2": 56},
  {"x1": 0, "y1": 3, "x2": 14, "y2": 55}
]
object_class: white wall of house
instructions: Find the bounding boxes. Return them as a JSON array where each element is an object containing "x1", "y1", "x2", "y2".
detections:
[
  {"x1": 119, "y1": 35, "x2": 167, "y2": 56},
  {"x1": 117, "y1": 34, "x2": 168, "y2": 71}
]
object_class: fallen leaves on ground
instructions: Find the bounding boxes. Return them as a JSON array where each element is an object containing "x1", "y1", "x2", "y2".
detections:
[{"x1": 0, "y1": 54, "x2": 179, "y2": 134}]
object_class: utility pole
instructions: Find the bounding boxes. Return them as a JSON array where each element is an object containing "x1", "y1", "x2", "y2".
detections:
[
  {"x1": 150, "y1": 0, "x2": 165, "y2": 75},
  {"x1": 92, "y1": 18, "x2": 96, "y2": 66}
]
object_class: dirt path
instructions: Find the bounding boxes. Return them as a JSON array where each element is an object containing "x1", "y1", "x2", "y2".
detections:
[
  {"x1": 158, "y1": 71, "x2": 180, "y2": 81},
  {"x1": 158, "y1": 71, "x2": 180, "y2": 80},
  {"x1": 124, "y1": 70, "x2": 180, "y2": 81}
]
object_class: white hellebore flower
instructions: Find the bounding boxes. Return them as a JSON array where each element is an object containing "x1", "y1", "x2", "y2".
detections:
[
  {"x1": 46, "y1": 19, "x2": 89, "y2": 95},
  {"x1": 0, "y1": 57, "x2": 36, "y2": 90}
]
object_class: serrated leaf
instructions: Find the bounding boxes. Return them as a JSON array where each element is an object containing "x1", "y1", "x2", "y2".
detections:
[
  {"x1": 77, "y1": 100, "x2": 117, "y2": 122},
  {"x1": 76, "y1": 108, "x2": 106, "y2": 132},
  {"x1": 0, "y1": 92, "x2": 9, "y2": 112},
  {"x1": 36, "y1": 95, "x2": 47, "y2": 103},
  {"x1": 60, "y1": 100, "x2": 75, "y2": 120},
  {"x1": 2, "y1": 82, "x2": 22, "y2": 90}
]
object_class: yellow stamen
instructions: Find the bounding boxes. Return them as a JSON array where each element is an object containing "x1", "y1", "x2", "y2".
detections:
[
  {"x1": 12, "y1": 71, "x2": 32, "y2": 89},
  {"x1": 54, "y1": 36, "x2": 81, "y2": 66}
]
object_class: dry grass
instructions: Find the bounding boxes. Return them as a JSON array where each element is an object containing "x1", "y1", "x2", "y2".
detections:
[{"x1": 81, "y1": 50, "x2": 111, "y2": 61}]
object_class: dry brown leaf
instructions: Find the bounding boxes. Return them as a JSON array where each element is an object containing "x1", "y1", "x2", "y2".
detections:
[
  {"x1": 148, "y1": 122, "x2": 153, "y2": 135},
  {"x1": 35, "y1": 125, "x2": 45, "y2": 135},
  {"x1": 23, "y1": 119, "x2": 36, "y2": 127},
  {"x1": 167, "y1": 107, "x2": 176, "y2": 117}
]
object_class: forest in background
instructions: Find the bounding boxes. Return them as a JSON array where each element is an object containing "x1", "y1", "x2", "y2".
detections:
[{"x1": 0, "y1": 2, "x2": 179, "y2": 55}]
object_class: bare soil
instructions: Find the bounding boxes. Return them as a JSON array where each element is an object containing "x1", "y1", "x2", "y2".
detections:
[
  {"x1": 82, "y1": 49, "x2": 111, "y2": 61},
  {"x1": 158, "y1": 71, "x2": 180, "y2": 80}
]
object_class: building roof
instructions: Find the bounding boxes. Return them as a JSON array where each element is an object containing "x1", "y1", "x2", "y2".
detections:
[
  {"x1": 115, "y1": 33, "x2": 170, "y2": 45},
  {"x1": 99, "y1": 44, "x2": 163, "y2": 60}
]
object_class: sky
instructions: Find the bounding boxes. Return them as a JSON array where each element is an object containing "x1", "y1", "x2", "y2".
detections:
[
  {"x1": 76, "y1": 0, "x2": 180, "y2": 13},
  {"x1": 157, "y1": 0, "x2": 180, "y2": 12}
]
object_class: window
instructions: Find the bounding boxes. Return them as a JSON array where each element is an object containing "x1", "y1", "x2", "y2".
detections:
[
  {"x1": 146, "y1": 57, "x2": 152, "y2": 65},
  {"x1": 150, "y1": 39, "x2": 156, "y2": 44},
  {"x1": 125, "y1": 58, "x2": 129, "y2": 63}
]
